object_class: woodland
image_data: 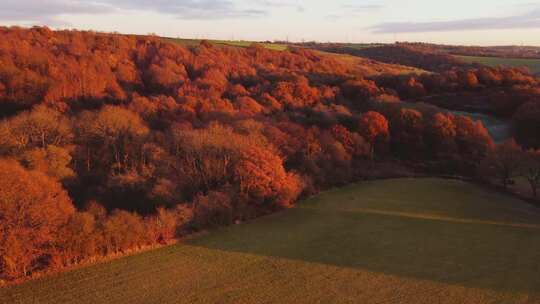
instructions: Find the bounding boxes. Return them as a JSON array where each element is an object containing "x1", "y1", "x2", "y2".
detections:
[{"x1": 0, "y1": 27, "x2": 539, "y2": 283}]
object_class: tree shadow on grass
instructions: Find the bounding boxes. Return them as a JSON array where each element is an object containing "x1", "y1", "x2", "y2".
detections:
[{"x1": 186, "y1": 207, "x2": 540, "y2": 295}]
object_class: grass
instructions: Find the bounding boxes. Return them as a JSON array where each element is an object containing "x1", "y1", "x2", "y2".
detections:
[
  {"x1": 164, "y1": 38, "x2": 288, "y2": 51},
  {"x1": 2, "y1": 178, "x2": 540, "y2": 303},
  {"x1": 457, "y1": 55, "x2": 540, "y2": 74},
  {"x1": 341, "y1": 43, "x2": 387, "y2": 50}
]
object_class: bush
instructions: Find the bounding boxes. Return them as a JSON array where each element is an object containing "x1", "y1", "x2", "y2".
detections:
[{"x1": 192, "y1": 191, "x2": 234, "y2": 229}]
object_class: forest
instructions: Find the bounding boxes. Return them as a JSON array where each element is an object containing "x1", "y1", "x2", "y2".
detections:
[{"x1": 1, "y1": 26, "x2": 540, "y2": 283}]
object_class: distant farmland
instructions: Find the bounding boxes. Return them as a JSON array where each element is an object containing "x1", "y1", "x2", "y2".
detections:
[
  {"x1": 457, "y1": 55, "x2": 540, "y2": 74},
  {"x1": 164, "y1": 37, "x2": 288, "y2": 51},
  {"x1": 3, "y1": 178, "x2": 540, "y2": 304}
]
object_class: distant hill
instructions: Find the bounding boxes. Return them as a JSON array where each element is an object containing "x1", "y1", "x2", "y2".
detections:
[{"x1": 302, "y1": 43, "x2": 471, "y2": 72}]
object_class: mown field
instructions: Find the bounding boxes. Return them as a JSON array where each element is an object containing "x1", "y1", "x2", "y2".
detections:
[
  {"x1": 2, "y1": 178, "x2": 540, "y2": 304},
  {"x1": 457, "y1": 55, "x2": 540, "y2": 74}
]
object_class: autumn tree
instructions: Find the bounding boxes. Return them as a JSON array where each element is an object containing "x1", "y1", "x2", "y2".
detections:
[
  {"x1": 390, "y1": 109, "x2": 424, "y2": 158},
  {"x1": 341, "y1": 79, "x2": 380, "y2": 106},
  {"x1": 0, "y1": 159, "x2": 74, "y2": 279},
  {"x1": 523, "y1": 150, "x2": 540, "y2": 198},
  {"x1": 426, "y1": 112, "x2": 457, "y2": 156},
  {"x1": 55, "y1": 212, "x2": 97, "y2": 266},
  {"x1": 235, "y1": 145, "x2": 302, "y2": 208},
  {"x1": 458, "y1": 70, "x2": 479, "y2": 89},
  {"x1": 192, "y1": 191, "x2": 234, "y2": 229},
  {"x1": 0, "y1": 105, "x2": 73, "y2": 155},
  {"x1": 454, "y1": 115, "x2": 493, "y2": 163},
  {"x1": 358, "y1": 111, "x2": 389, "y2": 160},
  {"x1": 101, "y1": 210, "x2": 147, "y2": 255},
  {"x1": 171, "y1": 124, "x2": 242, "y2": 197},
  {"x1": 76, "y1": 106, "x2": 149, "y2": 174},
  {"x1": 22, "y1": 145, "x2": 75, "y2": 180},
  {"x1": 480, "y1": 140, "x2": 523, "y2": 189}
]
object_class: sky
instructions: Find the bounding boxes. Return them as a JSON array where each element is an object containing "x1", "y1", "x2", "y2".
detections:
[{"x1": 1, "y1": 0, "x2": 540, "y2": 46}]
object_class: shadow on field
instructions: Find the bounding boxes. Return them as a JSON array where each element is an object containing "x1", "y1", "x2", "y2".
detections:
[{"x1": 186, "y1": 207, "x2": 540, "y2": 294}]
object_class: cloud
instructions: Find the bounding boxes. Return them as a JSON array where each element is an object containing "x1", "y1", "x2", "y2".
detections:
[
  {"x1": 0, "y1": 0, "x2": 111, "y2": 25},
  {"x1": 254, "y1": 0, "x2": 305, "y2": 13},
  {"x1": 104, "y1": 0, "x2": 267, "y2": 19},
  {"x1": 0, "y1": 0, "x2": 267, "y2": 26},
  {"x1": 325, "y1": 2, "x2": 382, "y2": 21},
  {"x1": 341, "y1": 3, "x2": 383, "y2": 12},
  {"x1": 370, "y1": 8, "x2": 540, "y2": 33}
]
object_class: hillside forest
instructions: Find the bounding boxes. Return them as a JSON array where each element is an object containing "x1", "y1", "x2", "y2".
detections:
[{"x1": 1, "y1": 27, "x2": 539, "y2": 283}]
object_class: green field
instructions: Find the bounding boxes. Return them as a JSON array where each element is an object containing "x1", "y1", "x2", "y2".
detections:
[
  {"x1": 164, "y1": 38, "x2": 288, "y2": 51},
  {"x1": 2, "y1": 178, "x2": 540, "y2": 303},
  {"x1": 457, "y1": 55, "x2": 540, "y2": 74}
]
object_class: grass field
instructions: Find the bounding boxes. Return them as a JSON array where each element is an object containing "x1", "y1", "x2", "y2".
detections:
[
  {"x1": 2, "y1": 178, "x2": 540, "y2": 304},
  {"x1": 164, "y1": 38, "x2": 288, "y2": 51},
  {"x1": 457, "y1": 55, "x2": 540, "y2": 74}
]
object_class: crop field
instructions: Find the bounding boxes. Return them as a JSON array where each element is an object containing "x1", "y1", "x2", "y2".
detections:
[
  {"x1": 2, "y1": 178, "x2": 540, "y2": 304},
  {"x1": 457, "y1": 55, "x2": 540, "y2": 74}
]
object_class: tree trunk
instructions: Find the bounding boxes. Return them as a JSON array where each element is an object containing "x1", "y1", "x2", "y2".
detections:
[{"x1": 529, "y1": 179, "x2": 538, "y2": 198}]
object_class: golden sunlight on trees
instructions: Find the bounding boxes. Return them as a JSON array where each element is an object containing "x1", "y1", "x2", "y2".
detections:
[
  {"x1": 0, "y1": 159, "x2": 74, "y2": 279},
  {"x1": 1, "y1": 27, "x2": 540, "y2": 283},
  {"x1": 76, "y1": 106, "x2": 149, "y2": 174},
  {"x1": 235, "y1": 146, "x2": 302, "y2": 208},
  {"x1": 0, "y1": 105, "x2": 73, "y2": 154},
  {"x1": 358, "y1": 111, "x2": 389, "y2": 159}
]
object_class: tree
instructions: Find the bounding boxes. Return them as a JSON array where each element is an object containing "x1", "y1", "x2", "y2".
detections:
[
  {"x1": 0, "y1": 159, "x2": 74, "y2": 279},
  {"x1": 391, "y1": 109, "x2": 424, "y2": 158},
  {"x1": 341, "y1": 79, "x2": 380, "y2": 103},
  {"x1": 235, "y1": 145, "x2": 302, "y2": 207},
  {"x1": 22, "y1": 145, "x2": 75, "y2": 180},
  {"x1": 0, "y1": 105, "x2": 73, "y2": 155},
  {"x1": 477, "y1": 67, "x2": 502, "y2": 86},
  {"x1": 426, "y1": 112, "x2": 456, "y2": 155},
  {"x1": 480, "y1": 140, "x2": 523, "y2": 189},
  {"x1": 171, "y1": 124, "x2": 242, "y2": 197},
  {"x1": 523, "y1": 150, "x2": 540, "y2": 198},
  {"x1": 330, "y1": 125, "x2": 355, "y2": 154},
  {"x1": 101, "y1": 210, "x2": 146, "y2": 255},
  {"x1": 458, "y1": 70, "x2": 479, "y2": 89},
  {"x1": 358, "y1": 111, "x2": 389, "y2": 160},
  {"x1": 192, "y1": 191, "x2": 234, "y2": 229},
  {"x1": 454, "y1": 115, "x2": 493, "y2": 162},
  {"x1": 236, "y1": 96, "x2": 264, "y2": 115},
  {"x1": 56, "y1": 212, "x2": 97, "y2": 266},
  {"x1": 513, "y1": 101, "x2": 540, "y2": 149},
  {"x1": 76, "y1": 106, "x2": 149, "y2": 174}
]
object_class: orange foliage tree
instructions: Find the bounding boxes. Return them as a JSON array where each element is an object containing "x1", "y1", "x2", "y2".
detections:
[
  {"x1": 358, "y1": 111, "x2": 389, "y2": 159},
  {"x1": 0, "y1": 159, "x2": 74, "y2": 279}
]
